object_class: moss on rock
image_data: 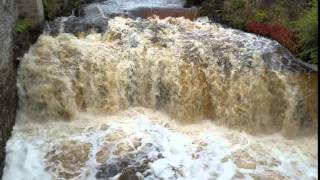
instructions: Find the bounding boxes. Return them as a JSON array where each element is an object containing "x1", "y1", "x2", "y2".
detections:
[{"x1": 14, "y1": 18, "x2": 33, "y2": 33}]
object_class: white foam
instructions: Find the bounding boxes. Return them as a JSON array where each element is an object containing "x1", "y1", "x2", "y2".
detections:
[
  {"x1": 2, "y1": 138, "x2": 50, "y2": 180},
  {"x1": 2, "y1": 108, "x2": 318, "y2": 180}
]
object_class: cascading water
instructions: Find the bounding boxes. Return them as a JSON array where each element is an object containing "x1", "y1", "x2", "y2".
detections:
[
  {"x1": 17, "y1": 17, "x2": 318, "y2": 135},
  {"x1": 2, "y1": 13, "x2": 318, "y2": 180}
]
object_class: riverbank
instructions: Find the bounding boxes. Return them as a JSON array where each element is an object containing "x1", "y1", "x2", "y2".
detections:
[{"x1": 186, "y1": 0, "x2": 318, "y2": 64}]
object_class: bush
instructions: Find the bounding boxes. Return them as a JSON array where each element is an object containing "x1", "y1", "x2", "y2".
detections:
[
  {"x1": 246, "y1": 21, "x2": 299, "y2": 54},
  {"x1": 268, "y1": 1, "x2": 290, "y2": 26},
  {"x1": 43, "y1": 0, "x2": 84, "y2": 20},
  {"x1": 230, "y1": 0, "x2": 246, "y2": 10},
  {"x1": 230, "y1": 17, "x2": 247, "y2": 29},
  {"x1": 201, "y1": 0, "x2": 224, "y2": 21},
  {"x1": 222, "y1": 0, "x2": 251, "y2": 29},
  {"x1": 254, "y1": 10, "x2": 268, "y2": 23},
  {"x1": 295, "y1": 0, "x2": 318, "y2": 64},
  {"x1": 43, "y1": 0, "x2": 57, "y2": 20}
]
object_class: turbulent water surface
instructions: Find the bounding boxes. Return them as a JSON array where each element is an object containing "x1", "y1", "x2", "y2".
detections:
[{"x1": 2, "y1": 16, "x2": 318, "y2": 180}]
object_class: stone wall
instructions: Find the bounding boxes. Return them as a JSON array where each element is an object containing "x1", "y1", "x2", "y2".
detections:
[{"x1": 0, "y1": 0, "x2": 18, "y2": 177}]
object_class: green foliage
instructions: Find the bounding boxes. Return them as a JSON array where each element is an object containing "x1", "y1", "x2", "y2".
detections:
[
  {"x1": 295, "y1": 0, "x2": 318, "y2": 64},
  {"x1": 201, "y1": 0, "x2": 224, "y2": 20},
  {"x1": 222, "y1": 0, "x2": 250, "y2": 29},
  {"x1": 14, "y1": 18, "x2": 33, "y2": 33},
  {"x1": 42, "y1": 0, "x2": 85, "y2": 20},
  {"x1": 64, "y1": 0, "x2": 84, "y2": 16},
  {"x1": 268, "y1": 1, "x2": 290, "y2": 26},
  {"x1": 254, "y1": 10, "x2": 268, "y2": 23},
  {"x1": 230, "y1": 18, "x2": 246, "y2": 29},
  {"x1": 230, "y1": 0, "x2": 246, "y2": 10},
  {"x1": 43, "y1": 0, "x2": 57, "y2": 20}
]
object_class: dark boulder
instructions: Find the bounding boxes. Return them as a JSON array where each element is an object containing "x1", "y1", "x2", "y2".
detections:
[
  {"x1": 118, "y1": 168, "x2": 139, "y2": 180},
  {"x1": 44, "y1": 15, "x2": 108, "y2": 35}
]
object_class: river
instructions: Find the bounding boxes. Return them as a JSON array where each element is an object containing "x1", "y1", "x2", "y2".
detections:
[{"x1": 2, "y1": 1, "x2": 318, "y2": 180}]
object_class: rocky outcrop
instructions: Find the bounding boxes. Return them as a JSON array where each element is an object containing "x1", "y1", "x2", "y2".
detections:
[
  {"x1": 0, "y1": 0, "x2": 18, "y2": 177},
  {"x1": 16, "y1": 0, "x2": 44, "y2": 30},
  {"x1": 1, "y1": 0, "x2": 45, "y2": 176}
]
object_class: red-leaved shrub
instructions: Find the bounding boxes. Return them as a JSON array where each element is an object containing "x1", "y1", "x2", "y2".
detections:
[{"x1": 246, "y1": 21, "x2": 299, "y2": 54}]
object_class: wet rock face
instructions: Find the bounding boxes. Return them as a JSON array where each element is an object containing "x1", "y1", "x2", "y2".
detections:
[
  {"x1": 46, "y1": 16, "x2": 109, "y2": 35},
  {"x1": 96, "y1": 161, "x2": 142, "y2": 179},
  {"x1": 0, "y1": 0, "x2": 17, "y2": 176},
  {"x1": 43, "y1": 0, "x2": 110, "y2": 35},
  {"x1": 118, "y1": 168, "x2": 139, "y2": 180},
  {"x1": 95, "y1": 132, "x2": 157, "y2": 179}
]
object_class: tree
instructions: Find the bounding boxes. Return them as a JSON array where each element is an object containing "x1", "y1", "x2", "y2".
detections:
[{"x1": 295, "y1": 0, "x2": 318, "y2": 64}]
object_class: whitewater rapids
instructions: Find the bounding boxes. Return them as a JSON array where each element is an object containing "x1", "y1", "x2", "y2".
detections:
[{"x1": 2, "y1": 17, "x2": 318, "y2": 179}]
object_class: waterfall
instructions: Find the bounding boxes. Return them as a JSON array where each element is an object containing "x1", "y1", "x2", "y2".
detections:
[{"x1": 18, "y1": 17, "x2": 317, "y2": 136}]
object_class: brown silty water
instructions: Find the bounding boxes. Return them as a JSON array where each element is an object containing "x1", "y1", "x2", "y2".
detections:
[{"x1": 18, "y1": 16, "x2": 317, "y2": 137}]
